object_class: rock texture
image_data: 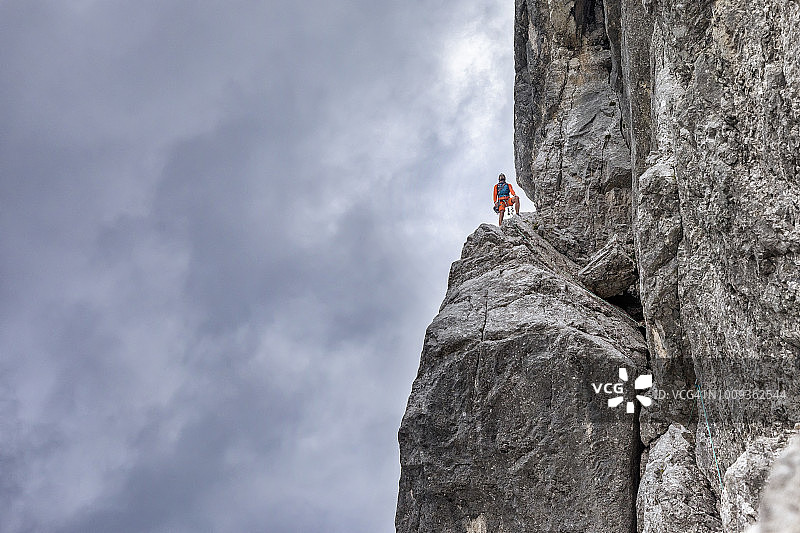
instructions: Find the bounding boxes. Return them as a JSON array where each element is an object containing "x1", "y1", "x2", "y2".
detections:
[
  {"x1": 577, "y1": 234, "x2": 637, "y2": 298},
  {"x1": 396, "y1": 215, "x2": 647, "y2": 533},
  {"x1": 514, "y1": 0, "x2": 633, "y2": 265},
  {"x1": 398, "y1": 0, "x2": 800, "y2": 531},
  {"x1": 627, "y1": 0, "x2": 800, "y2": 481},
  {"x1": 749, "y1": 433, "x2": 800, "y2": 533},
  {"x1": 720, "y1": 431, "x2": 797, "y2": 533},
  {"x1": 618, "y1": 0, "x2": 800, "y2": 528},
  {"x1": 636, "y1": 423, "x2": 721, "y2": 533}
]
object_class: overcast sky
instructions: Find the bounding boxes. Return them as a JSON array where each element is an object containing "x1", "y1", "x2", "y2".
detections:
[{"x1": 0, "y1": 1, "x2": 514, "y2": 532}]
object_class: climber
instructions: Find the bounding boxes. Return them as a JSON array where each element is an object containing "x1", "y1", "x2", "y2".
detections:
[{"x1": 493, "y1": 173, "x2": 520, "y2": 225}]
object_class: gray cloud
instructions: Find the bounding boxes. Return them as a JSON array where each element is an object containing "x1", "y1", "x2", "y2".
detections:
[{"x1": 0, "y1": 1, "x2": 514, "y2": 532}]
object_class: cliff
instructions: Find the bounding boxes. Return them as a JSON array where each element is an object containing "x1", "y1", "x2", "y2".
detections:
[{"x1": 397, "y1": 1, "x2": 800, "y2": 532}]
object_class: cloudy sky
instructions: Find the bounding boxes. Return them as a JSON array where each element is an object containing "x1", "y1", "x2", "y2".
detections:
[{"x1": 0, "y1": 1, "x2": 515, "y2": 531}]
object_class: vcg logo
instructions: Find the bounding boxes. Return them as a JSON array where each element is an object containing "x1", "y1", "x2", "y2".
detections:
[{"x1": 591, "y1": 368, "x2": 653, "y2": 414}]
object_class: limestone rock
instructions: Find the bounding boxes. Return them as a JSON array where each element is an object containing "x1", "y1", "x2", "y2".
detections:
[
  {"x1": 514, "y1": 0, "x2": 633, "y2": 265},
  {"x1": 577, "y1": 234, "x2": 637, "y2": 299},
  {"x1": 624, "y1": 0, "x2": 800, "y2": 480},
  {"x1": 622, "y1": 0, "x2": 800, "y2": 528},
  {"x1": 633, "y1": 158, "x2": 694, "y2": 440},
  {"x1": 636, "y1": 423, "x2": 722, "y2": 533},
  {"x1": 396, "y1": 215, "x2": 647, "y2": 533},
  {"x1": 721, "y1": 432, "x2": 796, "y2": 533},
  {"x1": 399, "y1": 0, "x2": 800, "y2": 531},
  {"x1": 750, "y1": 433, "x2": 800, "y2": 533}
]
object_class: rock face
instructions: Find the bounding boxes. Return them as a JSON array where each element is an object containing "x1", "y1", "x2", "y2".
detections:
[
  {"x1": 636, "y1": 423, "x2": 721, "y2": 533},
  {"x1": 750, "y1": 433, "x2": 800, "y2": 533},
  {"x1": 577, "y1": 234, "x2": 637, "y2": 299},
  {"x1": 396, "y1": 215, "x2": 647, "y2": 533},
  {"x1": 514, "y1": 0, "x2": 633, "y2": 265},
  {"x1": 626, "y1": 0, "x2": 800, "y2": 482},
  {"x1": 398, "y1": 0, "x2": 800, "y2": 531},
  {"x1": 616, "y1": 3, "x2": 800, "y2": 529},
  {"x1": 720, "y1": 432, "x2": 797, "y2": 533}
]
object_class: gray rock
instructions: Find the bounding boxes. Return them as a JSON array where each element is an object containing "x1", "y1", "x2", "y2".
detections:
[
  {"x1": 721, "y1": 432, "x2": 796, "y2": 533},
  {"x1": 750, "y1": 433, "x2": 800, "y2": 533},
  {"x1": 622, "y1": 0, "x2": 800, "y2": 528},
  {"x1": 577, "y1": 234, "x2": 637, "y2": 298},
  {"x1": 636, "y1": 423, "x2": 722, "y2": 533},
  {"x1": 396, "y1": 215, "x2": 648, "y2": 533},
  {"x1": 633, "y1": 158, "x2": 694, "y2": 443},
  {"x1": 623, "y1": 0, "x2": 800, "y2": 480},
  {"x1": 514, "y1": 0, "x2": 633, "y2": 265},
  {"x1": 617, "y1": 0, "x2": 653, "y2": 179}
]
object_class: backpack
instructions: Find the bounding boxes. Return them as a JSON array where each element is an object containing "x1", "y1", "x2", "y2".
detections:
[{"x1": 496, "y1": 182, "x2": 510, "y2": 197}]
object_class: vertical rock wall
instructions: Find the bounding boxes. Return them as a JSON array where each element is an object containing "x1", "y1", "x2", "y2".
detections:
[
  {"x1": 621, "y1": 1, "x2": 800, "y2": 523},
  {"x1": 514, "y1": 0, "x2": 633, "y2": 265},
  {"x1": 620, "y1": 0, "x2": 800, "y2": 531}
]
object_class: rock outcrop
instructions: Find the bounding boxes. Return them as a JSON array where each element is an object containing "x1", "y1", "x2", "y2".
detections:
[
  {"x1": 577, "y1": 234, "x2": 637, "y2": 299},
  {"x1": 625, "y1": 0, "x2": 800, "y2": 482},
  {"x1": 398, "y1": 0, "x2": 800, "y2": 531},
  {"x1": 720, "y1": 431, "x2": 797, "y2": 533},
  {"x1": 397, "y1": 215, "x2": 647, "y2": 532}
]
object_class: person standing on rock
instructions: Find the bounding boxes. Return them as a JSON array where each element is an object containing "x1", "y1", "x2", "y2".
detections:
[{"x1": 493, "y1": 173, "x2": 520, "y2": 225}]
